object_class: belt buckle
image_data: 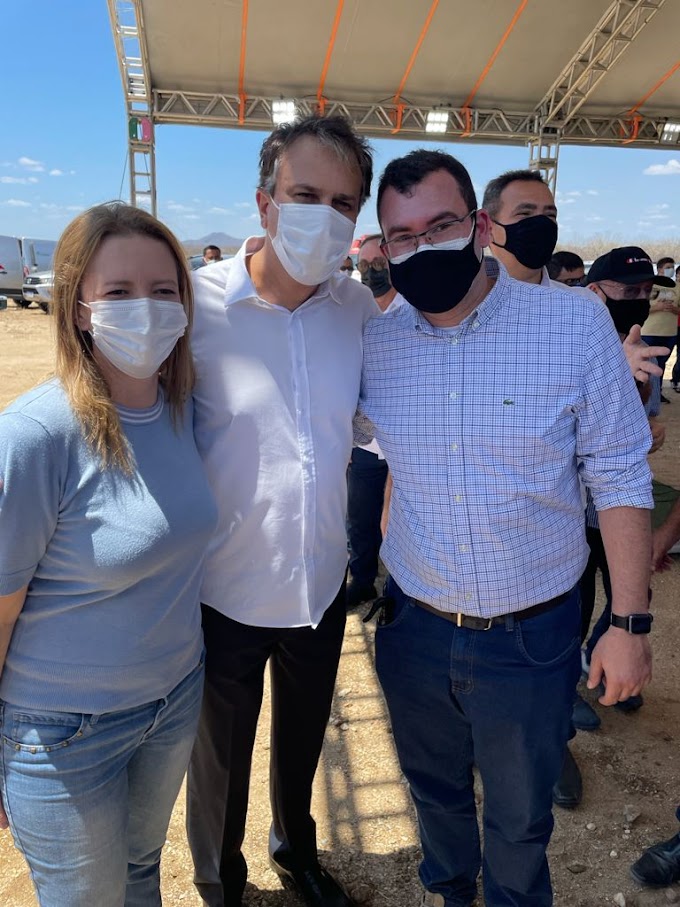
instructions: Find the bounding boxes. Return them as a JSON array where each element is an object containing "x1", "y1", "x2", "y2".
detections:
[{"x1": 482, "y1": 618, "x2": 493, "y2": 631}]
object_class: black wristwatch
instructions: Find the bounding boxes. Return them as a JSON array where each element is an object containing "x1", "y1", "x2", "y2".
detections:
[{"x1": 610, "y1": 612, "x2": 654, "y2": 634}]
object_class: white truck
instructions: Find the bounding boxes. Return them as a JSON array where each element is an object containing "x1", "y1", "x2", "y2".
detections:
[{"x1": 0, "y1": 235, "x2": 57, "y2": 307}]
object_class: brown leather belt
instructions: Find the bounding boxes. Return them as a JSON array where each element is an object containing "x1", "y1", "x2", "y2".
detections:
[{"x1": 413, "y1": 590, "x2": 571, "y2": 631}]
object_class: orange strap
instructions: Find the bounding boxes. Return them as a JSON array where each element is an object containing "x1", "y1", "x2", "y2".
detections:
[
  {"x1": 391, "y1": 0, "x2": 440, "y2": 133},
  {"x1": 317, "y1": 0, "x2": 345, "y2": 114},
  {"x1": 238, "y1": 0, "x2": 249, "y2": 125},
  {"x1": 623, "y1": 58, "x2": 680, "y2": 145},
  {"x1": 461, "y1": 0, "x2": 529, "y2": 136}
]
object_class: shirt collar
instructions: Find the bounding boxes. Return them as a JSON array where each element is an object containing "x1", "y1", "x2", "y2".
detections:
[
  {"x1": 224, "y1": 236, "x2": 342, "y2": 309},
  {"x1": 407, "y1": 256, "x2": 508, "y2": 336}
]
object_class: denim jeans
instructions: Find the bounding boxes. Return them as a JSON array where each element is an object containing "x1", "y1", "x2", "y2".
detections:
[
  {"x1": 642, "y1": 334, "x2": 675, "y2": 381},
  {"x1": 1, "y1": 657, "x2": 204, "y2": 907},
  {"x1": 346, "y1": 446, "x2": 389, "y2": 586},
  {"x1": 376, "y1": 579, "x2": 581, "y2": 907}
]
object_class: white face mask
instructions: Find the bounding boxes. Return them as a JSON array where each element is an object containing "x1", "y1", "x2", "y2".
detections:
[
  {"x1": 81, "y1": 297, "x2": 188, "y2": 379},
  {"x1": 268, "y1": 199, "x2": 355, "y2": 285},
  {"x1": 662, "y1": 266, "x2": 675, "y2": 278},
  {"x1": 389, "y1": 221, "x2": 476, "y2": 265}
]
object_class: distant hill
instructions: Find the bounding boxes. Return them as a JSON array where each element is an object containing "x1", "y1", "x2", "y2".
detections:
[{"x1": 182, "y1": 232, "x2": 243, "y2": 255}]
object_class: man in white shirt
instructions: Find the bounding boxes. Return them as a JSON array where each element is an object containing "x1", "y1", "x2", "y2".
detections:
[{"x1": 187, "y1": 115, "x2": 377, "y2": 907}]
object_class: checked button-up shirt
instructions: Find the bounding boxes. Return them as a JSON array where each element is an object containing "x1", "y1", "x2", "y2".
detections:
[{"x1": 357, "y1": 257, "x2": 653, "y2": 618}]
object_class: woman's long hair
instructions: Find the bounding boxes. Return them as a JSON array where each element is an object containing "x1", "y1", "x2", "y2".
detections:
[{"x1": 52, "y1": 202, "x2": 195, "y2": 472}]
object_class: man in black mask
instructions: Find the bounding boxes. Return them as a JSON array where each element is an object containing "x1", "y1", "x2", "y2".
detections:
[
  {"x1": 483, "y1": 169, "x2": 562, "y2": 287},
  {"x1": 356, "y1": 150, "x2": 654, "y2": 907},
  {"x1": 345, "y1": 235, "x2": 404, "y2": 609}
]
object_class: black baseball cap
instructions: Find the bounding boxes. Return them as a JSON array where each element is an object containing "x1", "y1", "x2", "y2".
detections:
[{"x1": 587, "y1": 246, "x2": 675, "y2": 287}]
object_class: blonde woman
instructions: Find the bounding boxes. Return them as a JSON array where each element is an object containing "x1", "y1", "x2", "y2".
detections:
[{"x1": 0, "y1": 202, "x2": 217, "y2": 906}]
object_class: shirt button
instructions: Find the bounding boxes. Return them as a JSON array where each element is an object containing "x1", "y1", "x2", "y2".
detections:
[
  {"x1": 454, "y1": 494, "x2": 463, "y2": 503},
  {"x1": 460, "y1": 544, "x2": 468, "y2": 553},
  {"x1": 450, "y1": 336, "x2": 459, "y2": 345},
  {"x1": 449, "y1": 392, "x2": 457, "y2": 400},
  {"x1": 465, "y1": 593, "x2": 473, "y2": 602},
  {"x1": 472, "y1": 320, "x2": 480, "y2": 329},
  {"x1": 450, "y1": 443, "x2": 458, "y2": 452}
]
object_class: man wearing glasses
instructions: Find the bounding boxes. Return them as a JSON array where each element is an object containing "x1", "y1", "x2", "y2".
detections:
[
  {"x1": 356, "y1": 150, "x2": 654, "y2": 907},
  {"x1": 548, "y1": 250, "x2": 586, "y2": 287}
]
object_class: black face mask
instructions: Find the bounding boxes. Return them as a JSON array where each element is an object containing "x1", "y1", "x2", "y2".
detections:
[
  {"x1": 492, "y1": 214, "x2": 558, "y2": 270},
  {"x1": 602, "y1": 294, "x2": 650, "y2": 336},
  {"x1": 388, "y1": 233, "x2": 483, "y2": 315},
  {"x1": 361, "y1": 266, "x2": 392, "y2": 298}
]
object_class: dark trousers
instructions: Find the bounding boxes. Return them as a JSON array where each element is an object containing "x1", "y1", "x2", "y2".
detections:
[
  {"x1": 642, "y1": 333, "x2": 676, "y2": 382},
  {"x1": 346, "y1": 447, "x2": 388, "y2": 586},
  {"x1": 186, "y1": 589, "x2": 346, "y2": 907},
  {"x1": 578, "y1": 526, "x2": 612, "y2": 658},
  {"x1": 376, "y1": 578, "x2": 581, "y2": 906}
]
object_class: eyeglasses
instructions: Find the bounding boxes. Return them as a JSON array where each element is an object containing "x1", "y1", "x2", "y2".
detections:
[
  {"x1": 356, "y1": 257, "x2": 388, "y2": 274},
  {"x1": 339, "y1": 265, "x2": 354, "y2": 272},
  {"x1": 380, "y1": 210, "x2": 477, "y2": 262},
  {"x1": 562, "y1": 277, "x2": 584, "y2": 287},
  {"x1": 598, "y1": 280, "x2": 653, "y2": 301}
]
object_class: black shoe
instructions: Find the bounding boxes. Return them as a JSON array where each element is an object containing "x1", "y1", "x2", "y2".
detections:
[
  {"x1": 673, "y1": 384, "x2": 680, "y2": 394},
  {"x1": 345, "y1": 579, "x2": 377, "y2": 610},
  {"x1": 572, "y1": 693, "x2": 601, "y2": 731},
  {"x1": 661, "y1": 393, "x2": 671, "y2": 404},
  {"x1": 552, "y1": 747, "x2": 582, "y2": 809},
  {"x1": 631, "y1": 831, "x2": 680, "y2": 887},
  {"x1": 269, "y1": 856, "x2": 355, "y2": 906}
]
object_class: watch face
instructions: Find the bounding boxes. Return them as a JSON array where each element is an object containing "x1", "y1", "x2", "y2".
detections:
[{"x1": 629, "y1": 614, "x2": 653, "y2": 634}]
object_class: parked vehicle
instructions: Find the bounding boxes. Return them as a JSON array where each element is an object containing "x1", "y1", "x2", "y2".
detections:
[
  {"x1": 22, "y1": 270, "x2": 53, "y2": 313},
  {"x1": 0, "y1": 236, "x2": 57, "y2": 306}
]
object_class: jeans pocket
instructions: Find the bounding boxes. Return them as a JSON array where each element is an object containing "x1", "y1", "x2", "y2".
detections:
[
  {"x1": 514, "y1": 599, "x2": 581, "y2": 667},
  {"x1": 376, "y1": 595, "x2": 413, "y2": 631},
  {"x1": 2, "y1": 706, "x2": 87, "y2": 753}
]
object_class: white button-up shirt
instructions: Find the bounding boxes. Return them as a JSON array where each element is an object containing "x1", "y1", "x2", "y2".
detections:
[{"x1": 192, "y1": 237, "x2": 379, "y2": 628}]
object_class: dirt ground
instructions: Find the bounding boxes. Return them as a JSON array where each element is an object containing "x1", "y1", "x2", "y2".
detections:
[{"x1": 0, "y1": 303, "x2": 678, "y2": 907}]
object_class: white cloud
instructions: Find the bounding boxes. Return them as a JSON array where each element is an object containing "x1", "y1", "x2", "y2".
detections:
[
  {"x1": 182, "y1": 214, "x2": 200, "y2": 220},
  {"x1": 18, "y1": 156, "x2": 45, "y2": 172},
  {"x1": 648, "y1": 214, "x2": 670, "y2": 220},
  {"x1": 560, "y1": 198, "x2": 576, "y2": 205},
  {"x1": 3, "y1": 198, "x2": 31, "y2": 207},
  {"x1": 586, "y1": 189, "x2": 599, "y2": 196},
  {"x1": 644, "y1": 159, "x2": 680, "y2": 176},
  {"x1": 49, "y1": 169, "x2": 64, "y2": 177},
  {"x1": 1, "y1": 176, "x2": 30, "y2": 184},
  {"x1": 209, "y1": 206, "x2": 231, "y2": 215},
  {"x1": 39, "y1": 203, "x2": 58, "y2": 210},
  {"x1": 646, "y1": 203, "x2": 670, "y2": 213},
  {"x1": 565, "y1": 190, "x2": 581, "y2": 197},
  {"x1": 246, "y1": 212, "x2": 260, "y2": 220},
  {"x1": 637, "y1": 220, "x2": 652, "y2": 228},
  {"x1": 234, "y1": 201, "x2": 252, "y2": 209},
  {"x1": 585, "y1": 215, "x2": 603, "y2": 222},
  {"x1": 167, "y1": 201, "x2": 193, "y2": 212},
  {"x1": 65, "y1": 205, "x2": 84, "y2": 212}
]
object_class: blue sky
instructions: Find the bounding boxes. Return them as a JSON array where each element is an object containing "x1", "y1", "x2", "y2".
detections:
[{"x1": 3, "y1": 1, "x2": 680, "y2": 249}]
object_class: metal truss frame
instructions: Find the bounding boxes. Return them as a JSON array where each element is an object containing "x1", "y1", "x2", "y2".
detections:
[
  {"x1": 108, "y1": 0, "x2": 157, "y2": 215},
  {"x1": 537, "y1": 0, "x2": 666, "y2": 127},
  {"x1": 153, "y1": 90, "x2": 669, "y2": 148}
]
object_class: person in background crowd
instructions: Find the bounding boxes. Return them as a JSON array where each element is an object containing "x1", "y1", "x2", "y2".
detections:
[
  {"x1": 0, "y1": 202, "x2": 217, "y2": 907},
  {"x1": 187, "y1": 115, "x2": 377, "y2": 907},
  {"x1": 630, "y1": 493, "x2": 680, "y2": 888},
  {"x1": 358, "y1": 149, "x2": 653, "y2": 907},
  {"x1": 641, "y1": 256, "x2": 678, "y2": 403},
  {"x1": 548, "y1": 250, "x2": 586, "y2": 286},
  {"x1": 339, "y1": 256, "x2": 354, "y2": 276},
  {"x1": 672, "y1": 263, "x2": 680, "y2": 393},
  {"x1": 201, "y1": 244, "x2": 223, "y2": 266},
  {"x1": 345, "y1": 235, "x2": 405, "y2": 610},
  {"x1": 577, "y1": 247, "x2": 670, "y2": 722}
]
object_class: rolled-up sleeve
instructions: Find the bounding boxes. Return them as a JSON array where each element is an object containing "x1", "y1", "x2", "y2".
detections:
[{"x1": 576, "y1": 304, "x2": 653, "y2": 513}]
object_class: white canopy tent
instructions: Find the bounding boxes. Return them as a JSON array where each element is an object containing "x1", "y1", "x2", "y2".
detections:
[{"x1": 107, "y1": 0, "x2": 680, "y2": 214}]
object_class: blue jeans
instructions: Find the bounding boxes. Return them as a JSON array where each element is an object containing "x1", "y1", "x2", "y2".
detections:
[
  {"x1": 347, "y1": 446, "x2": 389, "y2": 586},
  {"x1": 1, "y1": 657, "x2": 204, "y2": 907},
  {"x1": 376, "y1": 579, "x2": 581, "y2": 907}
]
